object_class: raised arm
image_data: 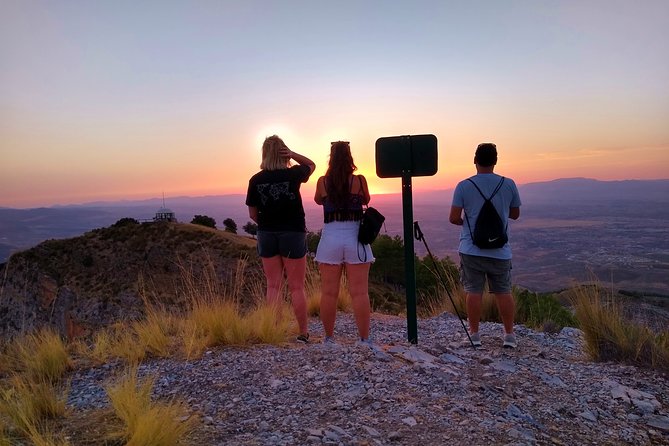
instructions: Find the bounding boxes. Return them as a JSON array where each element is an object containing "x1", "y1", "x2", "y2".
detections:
[{"x1": 280, "y1": 147, "x2": 316, "y2": 174}]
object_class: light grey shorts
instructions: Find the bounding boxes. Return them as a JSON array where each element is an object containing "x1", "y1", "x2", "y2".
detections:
[
  {"x1": 459, "y1": 253, "x2": 512, "y2": 294},
  {"x1": 315, "y1": 221, "x2": 375, "y2": 265}
]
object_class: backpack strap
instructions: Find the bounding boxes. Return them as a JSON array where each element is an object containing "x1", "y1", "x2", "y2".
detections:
[{"x1": 467, "y1": 176, "x2": 505, "y2": 200}]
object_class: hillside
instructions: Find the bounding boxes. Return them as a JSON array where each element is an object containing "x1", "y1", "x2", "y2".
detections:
[{"x1": 0, "y1": 221, "x2": 257, "y2": 337}]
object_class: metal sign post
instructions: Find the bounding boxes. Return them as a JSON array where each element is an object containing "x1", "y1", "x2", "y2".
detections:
[
  {"x1": 401, "y1": 173, "x2": 418, "y2": 343},
  {"x1": 376, "y1": 134, "x2": 438, "y2": 344}
]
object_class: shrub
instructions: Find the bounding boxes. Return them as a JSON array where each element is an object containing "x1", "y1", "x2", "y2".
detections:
[
  {"x1": 242, "y1": 221, "x2": 258, "y2": 238},
  {"x1": 112, "y1": 217, "x2": 140, "y2": 228},
  {"x1": 223, "y1": 218, "x2": 237, "y2": 234},
  {"x1": 191, "y1": 215, "x2": 217, "y2": 228},
  {"x1": 306, "y1": 231, "x2": 321, "y2": 255},
  {"x1": 515, "y1": 288, "x2": 577, "y2": 332}
]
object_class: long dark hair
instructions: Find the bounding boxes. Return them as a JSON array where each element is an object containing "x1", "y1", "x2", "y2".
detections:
[{"x1": 325, "y1": 141, "x2": 357, "y2": 208}]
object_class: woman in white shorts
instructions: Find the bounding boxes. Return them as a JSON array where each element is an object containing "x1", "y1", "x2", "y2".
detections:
[{"x1": 314, "y1": 141, "x2": 374, "y2": 345}]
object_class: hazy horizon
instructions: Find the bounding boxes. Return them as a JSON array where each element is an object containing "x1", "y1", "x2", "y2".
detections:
[{"x1": 3, "y1": 176, "x2": 669, "y2": 210}]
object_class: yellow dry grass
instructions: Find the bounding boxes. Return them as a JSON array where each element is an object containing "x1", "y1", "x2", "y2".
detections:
[
  {"x1": 572, "y1": 285, "x2": 669, "y2": 372},
  {"x1": 106, "y1": 367, "x2": 194, "y2": 446},
  {"x1": 0, "y1": 376, "x2": 67, "y2": 438},
  {"x1": 5, "y1": 329, "x2": 70, "y2": 383}
]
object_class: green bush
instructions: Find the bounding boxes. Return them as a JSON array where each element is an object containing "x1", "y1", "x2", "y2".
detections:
[
  {"x1": 112, "y1": 218, "x2": 140, "y2": 228},
  {"x1": 191, "y1": 215, "x2": 217, "y2": 229},
  {"x1": 223, "y1": 218, "x2": 237, "y2": 234},
  {"x1": 515, "y1": 288, "x2": 577, "y2": 332}
]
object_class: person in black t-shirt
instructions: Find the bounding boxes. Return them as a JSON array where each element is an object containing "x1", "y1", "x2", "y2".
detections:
[{"x1": 246, "y1": 135, "x2": 315, "y2": 342}]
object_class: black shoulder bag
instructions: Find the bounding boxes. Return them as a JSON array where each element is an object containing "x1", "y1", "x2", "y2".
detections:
[{"x1": 357, "y1": 177, "x2": 385, "y2": 245}]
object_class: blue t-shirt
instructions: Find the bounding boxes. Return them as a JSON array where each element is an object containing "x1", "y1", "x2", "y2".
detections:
[{"x1": 452, "y1": 173, "x2": 521, "y2": 259}]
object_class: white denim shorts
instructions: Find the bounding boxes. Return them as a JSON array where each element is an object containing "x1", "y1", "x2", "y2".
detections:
[{"x1": 315, "y1": 221, "x2": 375, "y2": 265}]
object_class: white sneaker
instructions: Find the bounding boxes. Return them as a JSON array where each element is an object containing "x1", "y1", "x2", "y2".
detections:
[
  {"x1": 470, "y1": 332, "x2": 482, "y2": 347},
  {"x1": 356, "y1": 338, "x2": 386, "y2": 356},
  {"x1": 503, "y1": 333, "x2": 517, "y2": 349},
  {"x1": 356, "y1": 338, "x2": 374, "y2": 348}
]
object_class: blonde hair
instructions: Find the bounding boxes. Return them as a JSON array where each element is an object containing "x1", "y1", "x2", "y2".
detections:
[{"x1": 260, "y1": 135, "x2": 290, "y2": 171}]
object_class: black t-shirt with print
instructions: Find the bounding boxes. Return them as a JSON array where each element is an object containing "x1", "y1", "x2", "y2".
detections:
[{"x1": 245, "y1": 165, "x2": 312, "y2": 232}]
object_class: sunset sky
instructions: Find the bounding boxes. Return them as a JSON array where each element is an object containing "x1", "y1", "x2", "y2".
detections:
[{"x1": 2, "y1": 1, "x2": 668, "y2": 208}]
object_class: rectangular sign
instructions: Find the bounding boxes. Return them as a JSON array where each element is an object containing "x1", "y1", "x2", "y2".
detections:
[{"x1": 375, "y1": 134, "x2": 438, "y2": 178}]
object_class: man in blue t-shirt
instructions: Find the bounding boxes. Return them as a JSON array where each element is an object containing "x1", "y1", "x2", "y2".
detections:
[{"x1": 449, "y1": 143, "x2": 522, "y2": 348}]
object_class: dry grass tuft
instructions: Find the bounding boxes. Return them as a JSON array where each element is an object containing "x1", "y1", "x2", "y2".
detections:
[
  {"x1": 420, "y1": 281, "x2": 499, "y2": 323},
  {"x1": 5, "y1": 329, "x2": 70, "y2": 383},
  {"x1": 246, "y1": 303, "x2": 292, "y2": 344},
  {"x1": 0, "y1": 428, "x2": 9, "y2": 446},
  {"x1": 0, "y1": 420, "x2": 7, "y2": 446},
  {"x1": 0, "y1": 376, "x2": 67, "y2": 438},
  {"x1": 0, "y1": 330, "x2": 71, "y2": 445},
  {"x1": 80, "y1": 324, "x2": 146, "y2": 366},
  {"x1": 16, "y1": 422, "x2": 70, "y2": 446},
  {"x1": 418, "y1": 271, "x2": 466, "y2": 318},
  {"x1": 572, "y1": 285, "x2": 669, "y2": 372},
  {"x1": 105, "y1": 367, "x2": 194, "y2": 445},
  {"x1": 131, "y1": 309, "x2": 175, "y2": 359},
  {"x1": 188, "y1": 299, "x2": 248, "y2": 347}
]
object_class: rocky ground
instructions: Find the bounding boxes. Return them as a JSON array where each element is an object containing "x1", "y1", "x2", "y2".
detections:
[{"x1": 67, "y1": 312, "x2": 669, "y2": 446}]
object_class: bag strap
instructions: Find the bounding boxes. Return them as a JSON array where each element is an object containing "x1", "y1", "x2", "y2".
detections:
[
  {"x1": 358, "y1": 175, "x2": 368, "y2": 211},
  {"x1": 357, "y1": 176, "x2": 367, "y2": 262},
  {"x1": 467, "y1": 176, "x2": 505, "y2": 201}
]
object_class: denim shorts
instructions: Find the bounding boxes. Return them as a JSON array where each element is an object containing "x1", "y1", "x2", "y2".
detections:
[
  {"x1": 459, "y1": 253, "x2": 512, "y2": 294},
  {"x1": 257, "y1": 230, "x2": 307, "y2": 259},
  {"x1": 315, "y1": 221, "x2": 374, "y2": 265}
]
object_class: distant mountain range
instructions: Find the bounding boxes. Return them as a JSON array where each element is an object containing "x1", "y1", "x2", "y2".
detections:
[{"x1": 1, "y1": 178, "x2": 668, "y2": 294}]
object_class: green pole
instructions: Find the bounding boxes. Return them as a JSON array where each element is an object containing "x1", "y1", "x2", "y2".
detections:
[{"x1": 402, "y1": 173, "x2": 418, "y2": 344}]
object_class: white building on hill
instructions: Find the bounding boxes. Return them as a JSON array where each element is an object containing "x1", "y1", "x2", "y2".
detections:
[{"x1": 154, "y1": 207, "x2": 176, "y2": 222}]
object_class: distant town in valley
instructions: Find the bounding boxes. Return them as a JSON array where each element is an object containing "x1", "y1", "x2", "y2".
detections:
[{"x1": 1, "y1": 178, "x2": 668, "y2": 295}]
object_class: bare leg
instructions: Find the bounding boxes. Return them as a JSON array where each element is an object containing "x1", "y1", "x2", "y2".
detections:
[
  {"x1": 261, "y1": 256, "x2": 284, "y2": 307},
  {"x1": 466, "y1": 293, "x2": 483, "y2": 334},
  {"x1": 283, "y1": 256, "x2": 308, "y2": 336},
  {"x1": 319, "y1": 263, "x2": 343, "y2": 338},
  {"x1": 344, "y1": 262, "x2": 371, "y2": 340},
  {"x1": 494, "y1": 292, "x2": 515, "y2": 334}
]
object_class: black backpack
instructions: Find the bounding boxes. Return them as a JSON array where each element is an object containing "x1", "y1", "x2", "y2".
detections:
[{"x1": 465, "y1": 177, "x2": 508, "y2": 249}]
